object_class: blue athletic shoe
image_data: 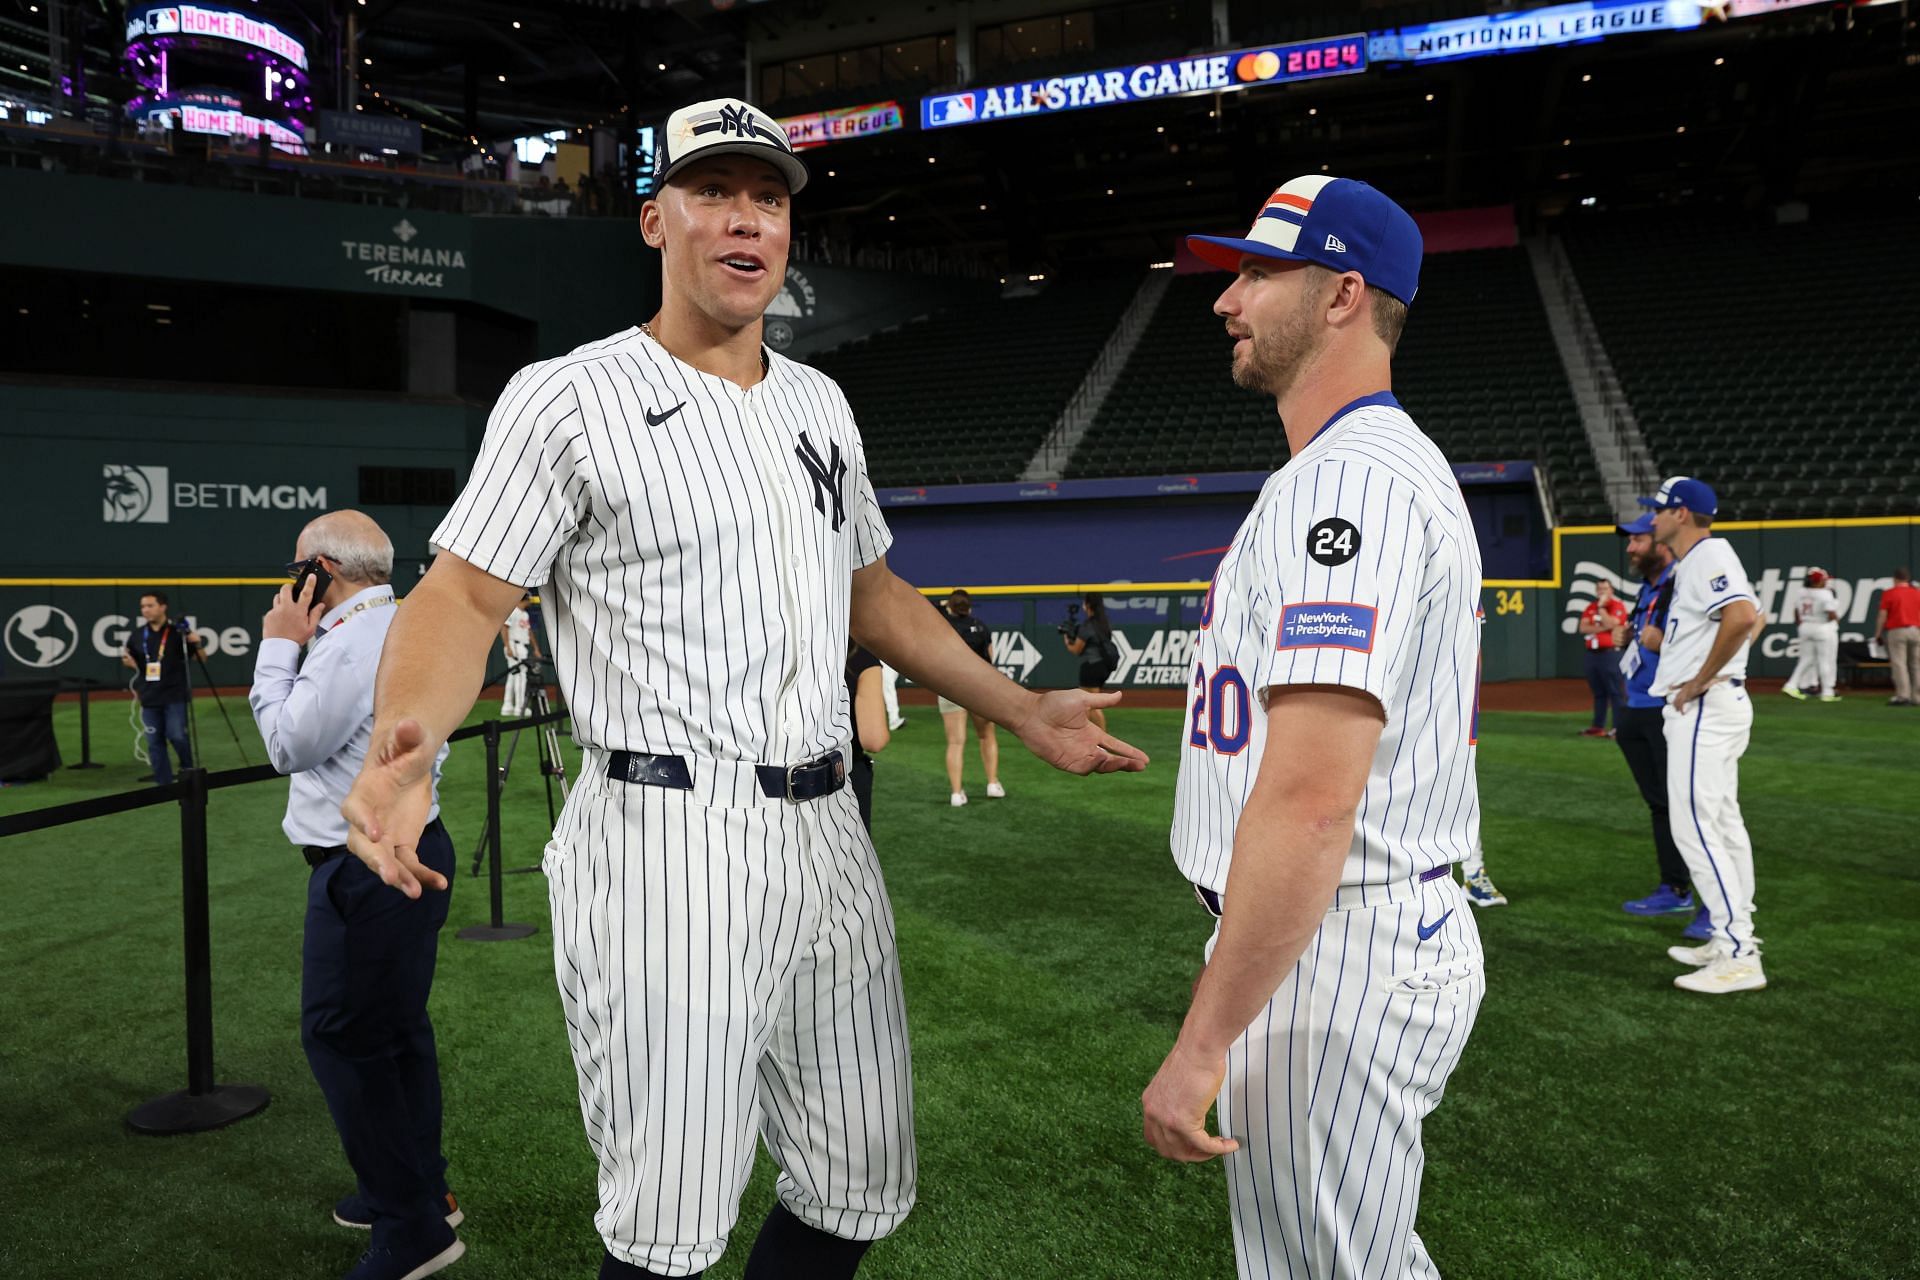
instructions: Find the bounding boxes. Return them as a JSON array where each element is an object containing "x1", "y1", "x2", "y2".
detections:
[
  {"x1": 1623, "y1": 884, "x2": 1695, "y2": 916},
  {"x1": 1681, "y1": 906, "x2": 1714, "y2": 942}
]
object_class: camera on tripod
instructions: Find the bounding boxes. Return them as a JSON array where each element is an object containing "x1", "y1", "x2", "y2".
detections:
[{"x1": 1055, "y1": 602, "x2": 1082, "y2": 638}]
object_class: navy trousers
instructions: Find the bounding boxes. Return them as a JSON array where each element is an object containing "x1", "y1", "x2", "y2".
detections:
[
  {"x1": 140, "y1": 700, "x2": 193, "y2": 784},
  {"x1": 1612, "y1": 703, "x2": 1691, "y2": 891},
  {"x1": 301, "y1": 819, "x2": 455, "y2": 1242},
  {"x1": 1583, "y1": 649, "x2": 1628, "y2": 730}
]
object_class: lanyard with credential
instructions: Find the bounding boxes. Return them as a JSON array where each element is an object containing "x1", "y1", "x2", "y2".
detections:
[{"x1": 321, "y1": 592, "x2": 396, "y2": 638}]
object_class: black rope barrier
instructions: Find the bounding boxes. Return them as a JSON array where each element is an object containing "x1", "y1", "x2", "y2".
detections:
[
  {"x1": 0, "y1": 707, "x2": 570, "y2": 1134},
  {"x1": 61, "y1": 677, "x2": 108, "y2": 771}
]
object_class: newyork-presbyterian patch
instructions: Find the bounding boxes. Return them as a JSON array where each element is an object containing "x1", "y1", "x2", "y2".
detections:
[{"x1": 1277, "y1": 602, "x2": 1377, "y2": 653}]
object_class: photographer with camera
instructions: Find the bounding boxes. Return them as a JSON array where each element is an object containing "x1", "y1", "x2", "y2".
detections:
[
  {"x1": 1060, "y1": 593, "x2": 1121, "y2": 731},
  {"x1": 941, "y1": 589, "x2": 1005, "y2": 806},
  {"x1": 120, "y1": 589, "x2": 205, "y2": 786}
]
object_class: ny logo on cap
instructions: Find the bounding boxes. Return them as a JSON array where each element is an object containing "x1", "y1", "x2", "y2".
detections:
[
  {"x1": 718, "y1": 103, "x2": 754, "y2": 136},
  {"x1": 1324, "y1": 234, "x2": 1348, "y2": 253}
]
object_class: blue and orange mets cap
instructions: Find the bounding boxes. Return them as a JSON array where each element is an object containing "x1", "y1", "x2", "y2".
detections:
[
  {"x1": 1638, "y1": 476, "x2": 1719, "y2": 517},
  {"x1": 1185, "y1": 175, "x2": 1423, "y2": 305}
]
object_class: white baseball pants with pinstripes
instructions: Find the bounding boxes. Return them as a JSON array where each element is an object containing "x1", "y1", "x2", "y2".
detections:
[
  {"x1": 1214, "y1": 875, "x2": 1484, "y2": 1280},
  {"x1": 543, "y1": 762, "x2": 917, "y2": 1276},
  {"x1": 1663, "y1": 682, "x2": 1759, "y2": 958}
]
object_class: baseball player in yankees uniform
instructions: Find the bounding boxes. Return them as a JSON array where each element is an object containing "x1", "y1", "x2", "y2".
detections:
[
  {"x1": 1639, "y1": 476, "x2": 1768, "y2": 994},
  {"x1": 1783, "y1": 567, "x2": 1842, "y2": 702},
  {"x1": 1142, "y1": 176, "x2": 1486, "y2": 1280},
  {"x1": 340, "y1": 98, "x2": 1146, "y2": 1280}
]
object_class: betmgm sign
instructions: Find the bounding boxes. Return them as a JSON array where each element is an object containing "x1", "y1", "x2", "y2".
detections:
[{"x1": 103, "y1": 464, "x2": 327, "y2": 525}]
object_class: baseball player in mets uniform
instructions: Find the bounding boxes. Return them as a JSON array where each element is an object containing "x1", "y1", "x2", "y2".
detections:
[
  {"x1": 1784, "y1": 567, "x2": 1842, "y2": 702},
  {"x1": 1640, "y1": 476, "x2": 1768, "y2": 994},
  {"x1": 1141, "y1": 175, "x2": 1486, "y2": 1280},
  {"x1": 338, "y1": 98, "x2": 1145, "y2": 1280}
]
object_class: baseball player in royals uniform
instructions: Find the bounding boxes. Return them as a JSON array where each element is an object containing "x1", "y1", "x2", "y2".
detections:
[
  {"x1": 1640, "y1": 476, "x2": 1768, "y2": 994},
  {"x1": 1141, "y1": 176, "x2": 1486, "y2": 1280},
  {"x1": 340, "y1": 98, "x2": 1146, "y2": 1280},
  {"x1": 1783, "y1": 567, "x2": 1842, "y2": 702}
]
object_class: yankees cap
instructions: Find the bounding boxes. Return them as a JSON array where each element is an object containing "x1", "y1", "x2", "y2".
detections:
[
  {"x1": 1638, "y1": 475, "x2": 1718, "y2": 516},
  {"x1": 655, "y1": 97, "x2": 807, "y2": 194},
  {"x1": 1186, "y1": 175, "x2": 1423, "y2": 305}
]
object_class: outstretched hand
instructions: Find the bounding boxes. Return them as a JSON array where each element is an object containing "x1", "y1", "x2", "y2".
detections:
[
  {"x1": 1012, "y1": 689, "x2": 1149, "y2": 775},
  {"x1": 341, "y1": 717, "x2": 446, "y2": 898}
]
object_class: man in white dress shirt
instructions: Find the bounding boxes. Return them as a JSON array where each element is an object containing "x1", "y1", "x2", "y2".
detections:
[{"x1": 249, "y1": 510, "x2": 464, "y2": 1280}]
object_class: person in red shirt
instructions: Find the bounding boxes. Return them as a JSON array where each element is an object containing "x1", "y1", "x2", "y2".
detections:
[
  {"x1": 1875, "y1": 566, "x2": 1920, "y2": 706},
  {"x1": 1578, "y1": 579, "x2": 1632, "y2": 736}
]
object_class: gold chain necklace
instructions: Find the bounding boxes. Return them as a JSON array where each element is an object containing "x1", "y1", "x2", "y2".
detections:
[{"x1": 640, "y1": 321, "x2": 770, "y2": 375}]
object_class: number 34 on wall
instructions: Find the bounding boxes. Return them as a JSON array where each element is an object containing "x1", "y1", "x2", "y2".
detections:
[{"x1": 1493, "y1": 589, "x2": 1525, "y2": 616}]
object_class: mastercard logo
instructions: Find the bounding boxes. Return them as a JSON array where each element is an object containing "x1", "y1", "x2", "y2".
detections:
[{"x1": 1235, "y1": 50, "x2": 1283, "y2": 82}]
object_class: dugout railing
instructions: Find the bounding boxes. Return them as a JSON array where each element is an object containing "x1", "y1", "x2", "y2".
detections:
[{"x1": 0, "y1": 706, "x2": 567, "y2": 1137}]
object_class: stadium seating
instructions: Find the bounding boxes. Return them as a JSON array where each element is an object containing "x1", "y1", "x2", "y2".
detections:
[
  {"x1": 1562, "y1": 211, "x2": 1920, "y2": 519},
  {"x1": 814, "y1": 275, "x2": 1142, "y2": 486},
  {"x1": 1064, "y1": 250, "x2": 1611, "y2": 522}
]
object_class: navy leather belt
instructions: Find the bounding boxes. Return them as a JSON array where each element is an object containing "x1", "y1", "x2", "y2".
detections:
[
  {"x1": 306, "y1": 818, "x2": 444, "y2": 869},
  {"x1": 606, "y1": 750, "x2": 848, "y2": 802},
  {"x1": 1193, "y1": 863, "x2": 1454, "y2": 918}
]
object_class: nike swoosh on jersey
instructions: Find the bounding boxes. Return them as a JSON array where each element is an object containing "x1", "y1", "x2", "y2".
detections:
[
  {"x1": 1416, "y1": 908, "x2": 1454, "y2": 942},
  {"x1": 645, "y1": 402, "x2": 686, "y2": 426}
]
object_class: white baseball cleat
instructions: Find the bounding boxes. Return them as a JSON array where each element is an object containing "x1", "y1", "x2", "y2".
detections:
[
  {"x1": 888, "y1": 716, "x2": 906, "y2": 730},
  {"x1": 949, "y1": 792, "x2": 968, "y2": 807},
  {"x1": 1674, "y1": 953, "x2": 1766, "y2": 994},
  {"x1": 1667, "y1": 939, "x2": 1729, "y2": 967},
  {"x1": 986, "y1": 781, "x2": 1006, "y2": 799}
]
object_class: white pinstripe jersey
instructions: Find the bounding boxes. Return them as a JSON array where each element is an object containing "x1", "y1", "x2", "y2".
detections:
[
  {"x1": 431, "y1": 326, "x2": 892, "y2": 764},
  {"x1": 1171, "y1": 392, "x2": 1484, "y2": 899}
]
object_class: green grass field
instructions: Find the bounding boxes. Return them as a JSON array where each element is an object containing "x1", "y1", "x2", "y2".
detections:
[{"x1": 3, "y1": 692, "x2": 1916, "y2": 1279}]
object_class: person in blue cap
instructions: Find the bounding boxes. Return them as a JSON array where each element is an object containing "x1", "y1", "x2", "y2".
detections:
[
  {"x1": 1639, "y1": 477, "x2": 1768, "y2": 993},
  {"x1": 1612, "y1": 512, "x2": 1700, "y2": 929},
  {"x1": 1142, "y1": 174, "x2": 1486, "y2": 1280}
]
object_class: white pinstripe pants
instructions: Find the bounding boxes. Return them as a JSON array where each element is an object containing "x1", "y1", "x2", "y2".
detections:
[
  {"x1": 1214, "y1": 876, "x2": 1485, "y2": 1280},
  {"x1": 543, "y1": 765, "x2": 917, "y2": 1275}
]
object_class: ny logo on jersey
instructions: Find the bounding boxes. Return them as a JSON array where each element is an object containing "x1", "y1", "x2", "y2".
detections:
[{"x1": 794, "y1": 431, "x2": 848, "y2": 531}]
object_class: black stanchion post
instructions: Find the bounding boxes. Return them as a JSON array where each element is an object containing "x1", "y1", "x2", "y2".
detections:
[
  {"x1": 127, "y1": 767, "x2": 271, "y2": 1135},
  {"x1": 69, "y1": 679, "x2": 103, "y2": 770},
  {"x1": 458, "y1": 720, "x2": 535, "y2": 942}
]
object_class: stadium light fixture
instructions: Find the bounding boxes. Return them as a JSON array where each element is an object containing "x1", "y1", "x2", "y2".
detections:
[
  {"x1": 887, "y1": 214, "x2": 896, "y2": 222},
  {"x1": 979, "y1": 203, "x2": 987, "y2": 211},
  {"x1": 658, "y1": 62, "x2": 666, "y2": 71},
  {"x1": 1581, "y1": 196, "x2": 1597, "y2": 206},
  {"x1": 1149, "y1": 261, "x2": 1174, "y2": 269},
  {"x1": 513, "y1": 20, "x2": 521, "y2": 29},
  {"x1": 1308, "y1": 107, "x2": 1318, "y2": 115},
  {"x1": 364, "y1": 57, "x2": 372, "y2": 65},
  {"x1": 1714, "y1": 57, "x2": 1725, "y2": 66},
  {"x1": 826, "y1": 169, "x2": 835, "y2": 177},
  {"x1": 1425, "y1": 93, "x2": 1435, "y2": 102},
  {"x1": 498, "y1": 74, "x2": 507, "y2": 82},
  {"x1": 1562, "y1": 138, "x2": 1571, "y2": 146},
  {"x1": 1676, "y1": 125, "x2": 1686, "y2": 133},
  {"x1": 1156, "y1": 125, "x2": 1164, "y2": 133},
  {"x1": 927, "y1": 156, "x2": 935, "y2": 164},
  {"x1": 1027, "y1": 273, "x2": 1045, "y2": 282},
  {"x1": 1582, "y1": 73, "x2": 1592, "y2": 82}
]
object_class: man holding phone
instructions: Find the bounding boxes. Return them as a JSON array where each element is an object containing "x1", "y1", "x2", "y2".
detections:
[{"x1": 249, "y1": 511, "x2": 464, "y2": 1280}]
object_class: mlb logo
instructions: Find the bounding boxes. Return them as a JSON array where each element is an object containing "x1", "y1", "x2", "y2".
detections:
[
  {"x1": 152, "y1": 7, "x2": 180, "y2": 32},
  {"x1": 930, "y1": 94, "x2": 975, "y2": 125}
]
